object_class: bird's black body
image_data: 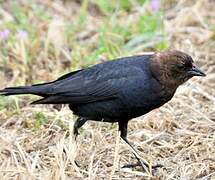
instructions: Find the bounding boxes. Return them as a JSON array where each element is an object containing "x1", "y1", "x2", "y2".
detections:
[
  {"x1": 68, "y1": 55, "x2": 173, "y2": 122},
  {"x1": 1, "y1": 50, "x2": 205, "y2": 171},
  {"x1": 2, "y1": 55, "x2": 174, "y2": 122}
]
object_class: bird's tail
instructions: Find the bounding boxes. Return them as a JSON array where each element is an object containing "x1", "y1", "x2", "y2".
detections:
[{"x1": 0, "y1": 84, "x2": 51, "y2": 97}]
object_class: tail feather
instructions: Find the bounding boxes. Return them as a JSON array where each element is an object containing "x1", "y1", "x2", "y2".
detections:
[
  {"x1": 31, "y1": 97, "x2": 57, "y2": 104},
  {"x1": 0, "y1": 86, "x2": 32, "y2": 96},
  {"x1": 0, "y1": 85, "x2": 50, "y2": 97}
]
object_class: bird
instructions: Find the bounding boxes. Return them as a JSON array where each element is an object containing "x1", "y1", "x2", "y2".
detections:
[{"x1": 0, "y1": 50, "x2": 205, "y2": 172}]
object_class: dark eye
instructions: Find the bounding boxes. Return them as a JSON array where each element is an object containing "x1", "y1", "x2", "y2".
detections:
[{"x1": 177, "y1": 64, "x2": 185, "y2": 69}]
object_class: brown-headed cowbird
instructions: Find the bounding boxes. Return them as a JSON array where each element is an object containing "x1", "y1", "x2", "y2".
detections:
[{"x1": 0, "y1": 50, "x2": 205, "y2": 171}]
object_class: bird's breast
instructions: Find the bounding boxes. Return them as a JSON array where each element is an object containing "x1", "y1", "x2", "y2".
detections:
[{"x1": 118, "y1": 83, "x2": 175, "y2": 118}]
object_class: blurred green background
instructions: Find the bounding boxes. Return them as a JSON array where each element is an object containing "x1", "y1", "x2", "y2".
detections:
[{"x1": 0, "y1": 0, "x2": 168, "y2": 83}]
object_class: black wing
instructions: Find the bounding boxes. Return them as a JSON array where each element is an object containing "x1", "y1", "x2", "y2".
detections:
[{"x1": 32, "y1": 64, "x2": 144, "y2": 105}]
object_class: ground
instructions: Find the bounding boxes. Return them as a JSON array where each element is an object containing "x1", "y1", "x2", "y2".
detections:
[{"x1": 0, "y1": 0, "x2": 214, "y2": 179}]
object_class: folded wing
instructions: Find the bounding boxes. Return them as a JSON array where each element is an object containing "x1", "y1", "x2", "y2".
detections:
[{"x1": 32, "y1": 64, "x2": 144, "y2": 105}]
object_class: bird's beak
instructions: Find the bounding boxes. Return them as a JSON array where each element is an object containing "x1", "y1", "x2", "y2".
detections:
[{"x1": 188, "y1": 65, "x2": 206, "y2": 77}]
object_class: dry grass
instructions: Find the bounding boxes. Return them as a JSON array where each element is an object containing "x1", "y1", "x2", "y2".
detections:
[{"x1": 0, "y1": 0, "x2": 215, "y2": 179}]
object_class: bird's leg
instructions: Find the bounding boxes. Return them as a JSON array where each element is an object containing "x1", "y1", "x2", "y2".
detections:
[
  {"x1": 73, "y1": 117, "x2": 88, "y2": 168},
  {"x1": 118, "y1": 122, "x2": 150, "y2": 173},
  {"x1": 73, "y1": 117, "x2": 88, "y2": 139}
]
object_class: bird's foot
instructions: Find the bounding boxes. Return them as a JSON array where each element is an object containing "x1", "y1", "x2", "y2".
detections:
[
  {"x1": 73, "y1": 128, "x2": 79, "y2": 140},
  {"x1": 122, "y1": 162, "x2": 163, "y2": 169},
  {"x1": 122, "y1": 161, "x2": 163, "y2": 174},
  {"x1": 122, "y1": 160, "x2": 148, "y2": 171}
]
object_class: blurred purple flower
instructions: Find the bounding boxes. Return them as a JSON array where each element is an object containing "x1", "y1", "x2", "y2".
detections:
[
  {"x1": 16, "y1": 30, "x2": 28, "y2": 40},
  {"x1": 0, "y1": 29, "x2": 10, "y2": 40},
  {"x1": 150, "y1": 0, "x2": 160, "y2": 12}
]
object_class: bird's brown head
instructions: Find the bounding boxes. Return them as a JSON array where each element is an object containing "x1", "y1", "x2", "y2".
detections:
[{"x1": 150, "y1": 50, "x2": 206, "y2": 91}]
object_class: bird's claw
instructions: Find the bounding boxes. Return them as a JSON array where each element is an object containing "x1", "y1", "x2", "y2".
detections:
[
  {"x1": 122, "y1": 161, "x2": 163, "y2": 172},
  {"x1": 74, "y1": 160, "x2": 80, "y2": 167}
]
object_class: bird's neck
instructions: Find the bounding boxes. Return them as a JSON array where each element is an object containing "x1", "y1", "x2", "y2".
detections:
[{"x1": 150, "y1": 55, "x2": 180, "y2": 95}]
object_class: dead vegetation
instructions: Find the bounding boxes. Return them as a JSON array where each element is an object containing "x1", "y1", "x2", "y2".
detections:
[{"x1": 0, "y1": 0, "x2": 214, "y2": 179}]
